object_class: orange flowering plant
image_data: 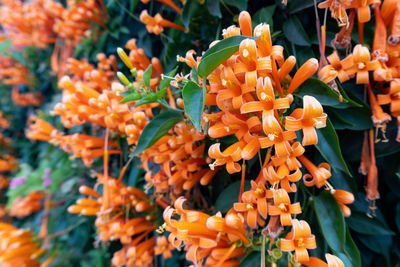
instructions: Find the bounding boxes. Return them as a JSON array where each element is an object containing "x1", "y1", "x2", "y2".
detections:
[{"x1": 0, "y1": 0, "x2": 399, "y2": 266}]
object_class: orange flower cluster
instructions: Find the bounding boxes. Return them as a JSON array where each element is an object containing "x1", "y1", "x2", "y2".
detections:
[
  {"x1": 8, "y1": 190, "x2": 44, "y2": 218},
  {"x1": 163, "y1": 197, "x2": 247, "y2": 266},
  {"x1": 53, "y1": 0, "x2": 106, "y2": 46},
  {"x1": 141, "y1": 121, "x2": 217, "y2": 194},
  {"x1": 319, "y1": 0, "x2": 380, "y2": 26},
  {"x1": 53, "y1": 45, "x2": 156, "y2": 145},
  {"x1": 68, "y1": 175, "x2": 156, "y2": 267},
  {"x1": 11, "y1": 86, "x2": 43, "y2": 107},
  {"x1": 0, "y1": 222, "x2": 43, "y2": 266},
  {"x1": 0, "y1": 56, "x2": 30, "y2": 86},
  {"x1": 26, "y1": 116, "x2": 120, "y2": 166}
]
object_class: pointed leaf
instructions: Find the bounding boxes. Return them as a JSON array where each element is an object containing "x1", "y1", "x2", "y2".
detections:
[
  {"x1": 207, "y1": 0, "x2": 221, "y2": 18},
  {"x1": 343, "y1": 226, "x2": 362, "y2": 267},
  {"x1": 224, "y1": 0, "x2": 247, "y2": 10},
  {"x1": 312, "y1": 191, "x2": 346, "y2": 253},
  {"x1": 347, "y1": 212, "x2": 395, "y2": 235},
  {"x1": 182, "y1": 81, "x2": 205, "y2": 132},
  {"x1": 143, "y1": 64, "x2": 152, "y2": 89},
  {"x1": 120, "y1": 93, "x2": 142, "y2": 103},
  {"x1": 283, "y1": 15, "x2": 311, "y2": 46},
  {"x1": 131, "y1": 111, "x2": 183, "y2": 156},
  {"x1": 315, "y1": 118, "x2": 352, "y2": 176}
]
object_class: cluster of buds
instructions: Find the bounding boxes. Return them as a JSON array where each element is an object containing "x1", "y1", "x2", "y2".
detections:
[
  {"x1": 68, "y1": 175, "x2": 156, "y2": 267},
  {"x1": 25, "y1": 116, "x2": 120, "y2": 166},
  {"x1": 8, "y1": 190, "x2": 44, "y2": 218}
]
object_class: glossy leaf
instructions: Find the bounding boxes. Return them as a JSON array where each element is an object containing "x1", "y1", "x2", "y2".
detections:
[
  {"x1": 224, "y1": 0, "x2": 247, "y2": 11},
  {"x1": 120, "y1": 92, "x2": 141, "y2": 103},
  {"x1": 142, "y1": 64, "x2": 152, "y2": 89},
  {"x1": 347, "y1": 212, "x2": 395, "y2": 235},
  {"x1": 215, "y1": 180, "x2": 250, "y2": 213},
  {"x1": 207, "y1": 0, "x2": 221, "y2": 18},
  {"x1": 289, "y1": 0, "x2": 323, "y2": 14},
  {"x1": 315, "y1": 118, "x2": 352, "y2": 176},
  {"x1": 326, "y1": 106, "x2": 372, "y2": 130},
  {"x1": 182, "y1": 81, "x2": 205, "y2": 132},
  {"x1": 182, "y1": 0, "x2": 201, "y2": 29},
  {"x1": 134, "y1": 93, "x2": 158, "y2": 107},
  {"x1": 198, "y1": 35, "x2": 257, "y2": 78},
  {"x1": 313, "y1": 190, "x2": 346, "y2": 253},
  {"x1": 252, "y1": 5, "x2": 276, "y2": 28},
  {"x1": 344, "y1": 226, "x2": 362, "y2": 267},
  {"x1": 131, "y1": 111, "x2": 183, "y2": 156},
  {"x1": 283, "y1": 15, "x2": 311, "y2": 46}
]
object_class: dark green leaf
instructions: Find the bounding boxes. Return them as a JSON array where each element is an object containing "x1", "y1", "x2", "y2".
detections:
[
  {"x1": 313, "y1": 191, "x2": 346, "y2": 252},
  {"x1": 358, "y1": 234, "x2": 392, "y2": 262},
  {"x1": 289, "y1": 0, "x2": 323, "y2": 14},
  {"x1": 347, "y1": 212, "x2": 395, "y2": 235},
  {"x1": 224, "y1": 0, "x2": 247, "y2": 10},
  {"x1": 295, "y1": 79, "x2": 353, "y2": 109},
  {"x1": 143, "y1": 64, "x2": 152, "y2": 89},
  {"x1": 182, "y1": 81, "x2": 204, "y2": 132},
  {"x1": 134, "y1": 93, "x2": 158, "y2": 107},
  {"x1": 182, "y1": 0, "x2": 201, "y2": 29},
  {"x1": 283, "y1": 15, "x2": 311, "y2": 46},
  {"x1": 326, "y1": 106, "x2": 372, "y2": 130},
  {"x1": 239, "y1": 250, "x2": 260, "y2": 267},
  {"x1": 191, "y1": 65, "x2": 199, "y2": 84},
  {"x1": 207, "y1": 0, "x2": 221, "y2": 18},
  {"x1": 315, "y1": 118, "x2": 352, "y2": 176},
  {"x1": 252, "y1": 5, "x2": 276, "y2": 28},
  {"x1": 198, "y1": 36, "x2": 257, "y2": 78},
  {"x1": 336, "y1": 81, "x2": 363, "y2": 108},
  {"x1": 215, "y1": 180, "x2": 250, "y2": 213},
  {"x1": 131, "y1": 111, "x2": 183, "y2": 156},
  {"x1": 344, "y1": 226, "x2": 362, "y2": 267},
  {"x1": 120, "y1": 93, "x2": 142, "y2": 103}
]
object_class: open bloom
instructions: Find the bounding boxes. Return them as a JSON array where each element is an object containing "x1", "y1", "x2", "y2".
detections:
[
  {"x1": 262, "y1": 164, "x2": 302, "y2": 193},
  {"x1": 299, "y1": 155, "x2": 331, "y2": 188},
  {"x1": 304, "y1": 253, "x2": 345, "y2": 267},
  {"x1": 348, "y1": 44, "x2": 381, "y2": 84},
  {"x1": 280, "y1": 219, "x2": 316, "y2": 263},
  {"x1": 208, "y1": 141, "x2": 245, "y2": 174},
  {"x1": 268, "y1": 189, "x2": 301, "y2": 226},
  {"x1": 285, "y1": 95, "x2": 327, "y2": 146}
]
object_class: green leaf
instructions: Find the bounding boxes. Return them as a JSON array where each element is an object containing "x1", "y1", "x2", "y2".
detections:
[
  {"x1": 143, "y1": 64, "x2": 152, "y2": 89},
  {"x1": 224, "y1": 0, "x2": 247, "y2": 10},
  {"x1": 326, "y1": 106, "x2": 372, "y2": 130},
  {"x1": 289, "y1": 0, "x2": 323, "y2": 14},
  {"x1": 315, "y1": 118, "x2": 352, "y2": 176},
  {"x1": 131, "y1": 111, "x2": 182, "y2": 156},
  {"x1": 157, "y1": 67, "x2": 178, "y2": 98},
  {"x1": 238, "y1": 250, "x2": 260, "y2": 267},
  {"x1": 134, "y1": 93, "x2": 158, "y2": 107},
  {"x1": 295, "y1": 78, "x2": 354, "y2": 109},
  {"x1": 198, "y1": 35, "x2": 257, "y2": 78},
  {"x1": 313, "y1": 191, "x2": 346, "y2": 253},
  {"x1": 283, "y1": 15, "x2": 311, "y2": 46},
  {"x1": 347, "y1": 212, "x2": 395, "y2": 235},
  {"x1": 182, "y1": 81, "x2": 204, "y2": 132},
  {"x1": 252, "y1": 5, "x2": 276, "y2": 28},
  {"x1": 343, "y1": 227, "x2": 362, "y2": 267},
  {"x1": 215, "y1": 180, "x2": 251, "y2": 213},
  {"x1": 191, "y1": 65, "x2": 199, "y2": 84},
  {"x1": 120, "y1": 93, "x2": 142, "y2": 103},
  {"x1": 182, "y1": 0, "x2": 201, "y2": 29},
  {"x1": 207, "y1": 0, "x2": 221, "y2": 18},
  {"x1": 0, "y1": 39, "x2": 12, "y2": 53}
]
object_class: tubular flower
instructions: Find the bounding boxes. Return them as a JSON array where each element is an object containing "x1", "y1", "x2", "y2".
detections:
[
  {"x1": 271, "y1": 142, "x2": 305, "y2": 171},
  {"x1": 268, "y1": 189, "x2": 301, "y2": 226},
  {"x1": 377, "y1": 79, "x2": 400, "y2": 117},
  {"x1": 280, "y1": 219, "x2": 316, "y2": 263},
  {"x1": 318, "y1": 51, "x2": 355, "y2": 83},
  {"x1": 0, "y1": 56, "x2": 31, "y2": 85},
  {"x1": 332, "y1": 189, "x2": 354, "y2": 217},
  {"x1": 155, "y1": 236, "x2": 174, "y2": 259},
  {"x1": 349, "y1": 44, "x2": 381, "y2": 84},
  {"x1": 259, "y1": 115, "x2": 297, "y2": 158},
  {"x1": 141, "y1": 0, "x2": 182, "y2": 14},
  {"x1": 163, "y1": 197, "x2": 247, "y2": 266},
  {"x1": 8, "y1": 190, "x2": 44, "y2": 218},
  {"x1": 11, "y1": 87, "x2": 43, "y2": 107},
  {"x1": 208, "y1": 141, "x2": 245, "y2": 174},
  {"x1": 0, "y1": 155, "x2": 17, "y2": 172},
  {"x1": 285, "y1": 95, "x2": 327, "y2": 146},
  {"x1": 0, "y1": 223, "x2": 44, "y2": 266},
  {"x1": 140, "y1": 10, "x2": 186, "y2": 35},
  {"x1": 299, "y1": 155, "x2": 331, "y2": 188},
  {"x1": 262, "y1": 164, "x2": 302, "y2": 193}
]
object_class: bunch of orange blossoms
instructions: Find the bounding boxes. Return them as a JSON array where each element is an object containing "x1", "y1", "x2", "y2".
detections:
[
  {"x1": 53, "y1": 0, "x2": 106, "y2": 46},
  {"x1": 68, "y1": 174, "x2": 157, "y2": 267},
  {"x1": 11, "y1": 86, "x2": 43, "y2": 107},
  {"x1": 319, "y1": 1, "x2": 400, "y2": 213},
  {"x1": 53, "y1": 44, "x2": 157, "y2": 145},
  {"x1": 145, "y1": 11, "x2": 350, "y2": 265},
  {"x1": 0, "y1": 0, "x2": 61, "y2": 48},
  {"x1": 140, "y1": 10, "x2": 186, "y2": 35},
  {"x1": 0, "y1": 223, "x2": 47, "y2": 267},
  {"x1": 25, "y1": 116, "x2": 120, "y2": 166},
  {"x1": 0, "y1": 56, "x2": 31, "y2": 86},
  {"x1": 8, "y1": 190, "x2": 44, "y2": 218}
]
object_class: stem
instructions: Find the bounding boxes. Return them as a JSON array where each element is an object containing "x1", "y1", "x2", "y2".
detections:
[
  {"x1": 239, "y1": 160, "x2": 246, "y2": 202},
  {"x1": 113, "y1": 0, "x2": 141, "y2": 23},
  {"x1": 261, "y1": 234, "x2": 266, "y2": 267}
]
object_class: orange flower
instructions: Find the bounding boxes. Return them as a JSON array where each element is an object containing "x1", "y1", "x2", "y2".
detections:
[
  {"x1": 318, "y1": 51, "x2": 355, "y2": 83},
  {"x1": 280, "y1": 219, "x2": 316, "y2": 263},
  {"x1": 299, "y1": 155, "x2": 331, "y2": 188},
  {"x1": 332, "y1": 189, "x2": 354, "y2": 217},
  {"x1": 285, "y1": 95, "x2": 327, "y2": 146},
  {"x1": 208, "y1": 141, "x2": 245, "y2": 174},
  {"x1": 140, "y1": 10, "x2": 186, "y2": 35},
  {"x1": 271, "y1": 142, "x2": 305, "y2": 171},
  {"x1": 304, "y1": 253, "x2": 345, "y2": 267},
  {"x1": 377, "y1": 79, "x2": 400, "y2": 117},
  {"x1": 262, "y1": 164, "x2": 302, "y2": 193},
  {"x1": 259, "y1": 115, "x2": 297, "y2": 158},
  {"x1": 9, "y1": 190, "x2": 45, "y2": 218},
  {"x1": 348, "y1": 44, "x2": 381, "y2": 84},
  {"x1": 155, "y1": 236, "x2": 174, "y2": 259},
  {"x1": 268, "y1": 189, "x2": 301, "y2": 226}
]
